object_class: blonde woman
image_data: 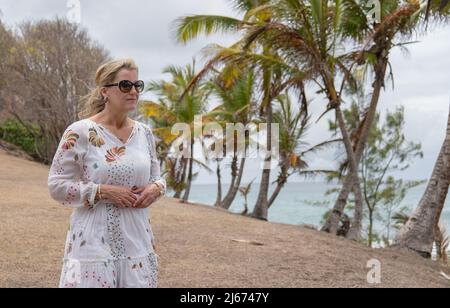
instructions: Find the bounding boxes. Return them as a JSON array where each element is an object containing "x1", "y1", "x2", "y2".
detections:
[{"x1": 48, "y1": 59, "x2": 165, "y2": 288}]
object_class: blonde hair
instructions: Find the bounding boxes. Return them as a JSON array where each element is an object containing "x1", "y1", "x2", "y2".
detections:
[{"x1": 79, "y1": 58, "x2": 139, "y2": 118}]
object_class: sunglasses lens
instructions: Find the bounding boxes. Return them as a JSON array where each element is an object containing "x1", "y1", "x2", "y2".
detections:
[
  {"x1": 135, "y1": 81, "x2": 145, "y2": 93},
  {"x1": 119, "y1": 80, "x2": 133, "y2": 93}
]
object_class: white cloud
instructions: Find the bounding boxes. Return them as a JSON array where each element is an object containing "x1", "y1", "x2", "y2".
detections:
[{"x1": 1, "y1": 0, "x2": 449, "y2": 182}]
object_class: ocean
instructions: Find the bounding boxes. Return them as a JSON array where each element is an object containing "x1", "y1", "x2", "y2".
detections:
[{"x1": 188, "y1": 182, "x2": 450, "y2": 240}]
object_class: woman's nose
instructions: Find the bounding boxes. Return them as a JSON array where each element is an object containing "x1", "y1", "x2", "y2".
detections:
[{"x1": 130, "y1": 86, "x2": 138, "y2": 95}]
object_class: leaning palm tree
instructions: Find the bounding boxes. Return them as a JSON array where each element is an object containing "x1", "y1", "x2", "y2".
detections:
[
  {"x1": 240, "y1": 0, "x2": 438, "y2": 240},
  {"x1": 394, "y1": 108, "x2": 450, "y2": 258},
  {"x1": 238, "y1": 0, "x2": 370, "y2": 239},
  {"x1": 320, "y1": 0, "x2": 449, "y2": 236},
  {"x1": 140, "y1": 60, "x2": 212, "y2": 202}
]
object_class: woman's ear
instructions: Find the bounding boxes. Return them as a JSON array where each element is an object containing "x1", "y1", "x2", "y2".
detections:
[{"x1": 100, "y1": 87, "x2": 108, "y2": 100}]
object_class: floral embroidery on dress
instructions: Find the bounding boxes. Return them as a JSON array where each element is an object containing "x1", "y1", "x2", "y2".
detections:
[
  {"x1": 89, "y1": 128, "x2": 105, "y2": 148},
  {"x1": 50, "y1": 120, "x2": 161, "y2": 288},
  {"x1": 106, "y1": 204, "x2": 126, "y2": 259},
  {"x1": 62, "y1": 183, "x2": 80, "y2": 207},
  {"x1": 61, "y1": 130, "x2": 80, "y2": 151},
  {"x1": 105, "y1": 146, "x2": 126, "y2": 163}
]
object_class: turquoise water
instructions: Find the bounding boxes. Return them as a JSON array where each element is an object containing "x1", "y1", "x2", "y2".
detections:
[{"x1": 188, "y1": 182, "x2": 450, "y2": 239}]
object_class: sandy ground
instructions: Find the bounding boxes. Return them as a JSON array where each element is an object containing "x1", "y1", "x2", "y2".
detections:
[{"x1": 0, "y1": 149, "x2": 449, "y2": 288}]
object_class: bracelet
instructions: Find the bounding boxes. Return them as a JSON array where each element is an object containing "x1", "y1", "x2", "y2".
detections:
[
  {"x1": 153, "y1": 182, "x2": 165, "y2": 198},
  {"x1": 98, "y1": 184, "x2": 103, "y2": 200},
  {"x1": 95, "y1": 184, "x2": 103, "y2": 202}
]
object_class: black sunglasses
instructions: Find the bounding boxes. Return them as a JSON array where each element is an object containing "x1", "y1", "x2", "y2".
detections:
[{"x1": 104, "y1": 80, "x2": 145, "y2": 93}]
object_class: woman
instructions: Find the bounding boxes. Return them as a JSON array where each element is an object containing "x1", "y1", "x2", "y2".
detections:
[{"x1": 48, "y1": 59, "x2": 165, "y2": 288}]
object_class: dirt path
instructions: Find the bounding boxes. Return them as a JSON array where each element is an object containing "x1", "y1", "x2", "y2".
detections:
[{"x1": 0, "y1": 149, "x2": 449, "y2": 288}]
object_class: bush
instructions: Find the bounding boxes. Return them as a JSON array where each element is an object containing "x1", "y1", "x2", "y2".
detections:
[{"x1": 0, "y1": 119, "x2": 39, "y2": 157}]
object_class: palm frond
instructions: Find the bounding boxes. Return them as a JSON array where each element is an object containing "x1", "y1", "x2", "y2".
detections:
[{"x1": 173, "y1": 15, "x2": 245, "y2": 44}]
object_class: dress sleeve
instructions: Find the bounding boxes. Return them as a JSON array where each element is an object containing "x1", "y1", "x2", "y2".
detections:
[
  {"x1": 143, "y1": 124, "x2": 166, "y2": 195},
  {"x1": 48, "y1": 121, "x2": 99, "y2": 209}
]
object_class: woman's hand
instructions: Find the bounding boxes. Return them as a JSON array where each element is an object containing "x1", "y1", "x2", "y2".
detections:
[
  {"x1": 131, "y1": 184, "x2": 162, "y2": 209},
  {"x1": 101, "y1": 184, "x2": 138, "y2": 208}
]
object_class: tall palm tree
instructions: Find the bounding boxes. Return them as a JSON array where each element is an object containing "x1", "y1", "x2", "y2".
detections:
[
  {"x1": 140, "y1": 60, "x2": 212, "y2": 202},
  {"x1": 238, "y1": 0, "x2": 367, "y2": 238},
  {"x1": 320, "y1": 0, "x2": 447, "y2": 236},
  {"x1": 240, "y1": 0, "x2": 429, "y2": 240}
]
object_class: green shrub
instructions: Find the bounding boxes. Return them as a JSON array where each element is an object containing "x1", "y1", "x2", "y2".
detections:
[{"x1": 0, "y1": 119, "x2": 39, "y2": 156}]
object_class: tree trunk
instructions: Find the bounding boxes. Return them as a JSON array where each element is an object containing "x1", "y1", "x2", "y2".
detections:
[
  {"x1": 335, "y1": 104, "x2": 364, "y2": 241},
  {"x1": 252, "y1": 101, "x2": 272, "y2": 221},
  {"x1": 174, "y1": 157, "x2": 188, "y2": 199},
  {"x1": 368, "y1": 210, "x2": 374, "y2": 248},
  {"x1": 226, "y1": 154, "x2": 238, "y2": 196},
  {"x1": 268, "y1": 165, "x2": 288, "y2": 209},
  {"x1": 221, "y1": 157, "x2": 246, "y2": 210},
  {"x1": 219, "y1": 153, "x2": 238, "y2": 208},
  {"x1": 394, "y1": 108, "x2": 450, "y2": 258},
  {"x1": 182, "y1": 136, "x2": 194, "y2": 203},
  {"x1": 215, "y1": 160, "x2": 222, "y2": 207},
  {"x1": 322, "y1": 58, "x2": 388, "y2": 235}
]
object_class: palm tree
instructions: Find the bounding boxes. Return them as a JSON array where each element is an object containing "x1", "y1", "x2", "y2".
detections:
[
  {"x1": 394, "y1": 108, "x2": 450, "y2": 258},
  {"x1": 269, "y1": 92, "x2": 338, "y2": 208},
  {"x1": 207, "y1": 67, "x2": 257, "y2": 210},
  {"x1": 240, "y1": 0, "x2": 432, "y2": 240},
  {"x1": 140, "y1": 60, "x2": 212, "y2": 202},
  {"x1": 321, "y1": 0, "x2": 448, "y2": 236},
  {"x1": 238, "y1": 0, "x2": 366, "y2": 238},
  {"x1": 173, "y1": 0, "x2": 308, "y2": 220}
]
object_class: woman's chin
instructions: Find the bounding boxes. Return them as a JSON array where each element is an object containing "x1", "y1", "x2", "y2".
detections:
[{"x1": 125, "y1": 103, "x2": 137, "y2": 111}]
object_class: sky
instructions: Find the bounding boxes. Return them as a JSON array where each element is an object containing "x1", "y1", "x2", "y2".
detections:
[{"x1": 0, "y1": 0, "x2": 449, "y2": 184}]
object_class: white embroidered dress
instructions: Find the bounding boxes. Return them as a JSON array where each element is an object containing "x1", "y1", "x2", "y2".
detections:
[{"x1": 48, "y1": 119, "x2": 165, "y2": 288}]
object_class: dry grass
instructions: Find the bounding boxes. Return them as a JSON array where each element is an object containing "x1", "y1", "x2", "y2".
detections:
[{"x1": 0, "y1": 149, "x2": 449, "y2": 288}]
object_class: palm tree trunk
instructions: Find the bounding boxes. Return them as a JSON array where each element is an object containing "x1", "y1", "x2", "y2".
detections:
[
  {"x1": 268, "y1": 183, "x2": 283, "y2": 209},
  {"x1": 221, "y1": 157, "x2": 246, "y2": 210},
  {"x1": 220, "y1": 154, "x2": 238, "y2": 207},
  {"x1": 174, "y1": 157, "x2": 188, "y2": 199},
  {"x1": 252, "y1": 101, "x2": 272, "y2": 221},
  {"x1": 394, "y1": 108, "x2": 450, "y2": 258},
  {"x1": 268, "y1": 165, "x2": 288, "y2": 209},
  {"x1": 215, "y1": 159, "x2": 222, "y2": 207},
  {"x1": 182, "y1": 136, "x2": 194, "y2": 203},
  {"x1": 334, "y1": 104, "x2": 364, "y2": 241},
  {"x1": 322, "y1": 58, "x2": 388, "y2": 235}
]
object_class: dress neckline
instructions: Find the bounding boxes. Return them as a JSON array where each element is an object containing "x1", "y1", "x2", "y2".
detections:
[{"x1": 86, "y1": 118, "x2": 137, "y2": 146}]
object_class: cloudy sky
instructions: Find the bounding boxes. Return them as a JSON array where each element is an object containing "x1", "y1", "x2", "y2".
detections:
[{"x1": 1, "y1": 0, "x2": 449, "y2": 184}]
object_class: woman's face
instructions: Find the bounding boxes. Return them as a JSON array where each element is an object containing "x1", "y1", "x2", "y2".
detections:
[{"x1": 102, "y1": 68, "x2": 140, "y2": 114}]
